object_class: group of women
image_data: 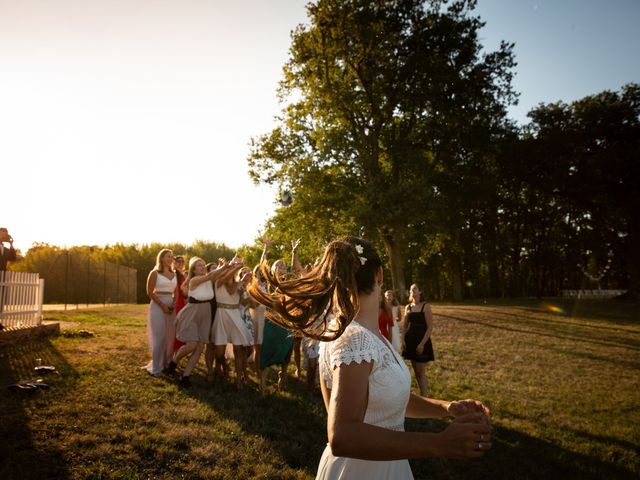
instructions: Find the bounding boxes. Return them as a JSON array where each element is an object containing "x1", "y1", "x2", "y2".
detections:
[
  {"x1": 144, "y1": 237, "x2": 492, "y2": 479},
  {"x1": 143, "y1": 240, "x2": 316, "y2": 391},
  {"x1": 143, "y1": 249, "x2": 242, "y2": 386},
  {"x1": 377, "y1": 284, "x2": 436, "y2": 397}
]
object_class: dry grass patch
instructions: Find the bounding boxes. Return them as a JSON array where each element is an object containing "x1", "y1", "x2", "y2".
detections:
[{"x1": 1, "y1": 300, "x2": 638, "y2": 479}]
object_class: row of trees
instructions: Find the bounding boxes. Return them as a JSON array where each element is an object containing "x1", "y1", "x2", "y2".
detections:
[{"x1": 247, "y1": 0, "x2": 639, "y2": 300}]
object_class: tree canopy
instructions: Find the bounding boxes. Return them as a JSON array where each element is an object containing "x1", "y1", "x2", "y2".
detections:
[{"x1": 248, "y1": 0, "x2": 517, "y2": 299}]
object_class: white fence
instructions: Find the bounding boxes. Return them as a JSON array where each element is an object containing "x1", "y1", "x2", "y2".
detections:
[
  {"x1": 0, "y1": 271, "x2": 45, "y2": 329},
  {"x1": 560, "y1": 289, "x2": 626, "y2": 299}
]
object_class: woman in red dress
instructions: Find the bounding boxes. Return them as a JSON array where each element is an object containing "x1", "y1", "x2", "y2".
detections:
[{"x1": 378, "y1": 295, "x2": 394, "y2": 342}]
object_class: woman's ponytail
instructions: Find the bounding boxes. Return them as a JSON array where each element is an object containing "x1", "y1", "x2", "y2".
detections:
[{"x1": 247, "y1": 237, "x2": 381, "y2": 341}]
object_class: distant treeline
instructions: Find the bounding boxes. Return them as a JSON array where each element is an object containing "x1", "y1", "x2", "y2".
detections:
[{"x1": 10, "y1": 241, "x2": 239, "y2": 304}]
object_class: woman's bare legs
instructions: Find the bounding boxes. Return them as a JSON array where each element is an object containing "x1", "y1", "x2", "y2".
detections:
[
  {"x1": 306, "y1": 357, "x2": 318, "y2": 388},
  {"x1": 204, "y1": 343, "x2": 215, "y2": 380},
  {"x1": 232, "y1": 345, "x2": 246, "y2": 388},
  {"x1": 278, "y1": 364, "x2": 288, "y2": 391},
  {"x1": 293, "y1": 336, "x2": 302, "y2": 378},
  {"x1": 412, "y1": 361, "x2": 429, "y2": 396},
  {"x1": 173, "y1": 341, "x2": 197, "y2": 365},
  {"x1": 259, "y1": 367, "x2": 268, "y2": 395},
  {"x1": 253, "y1": 343, "x2": 262, "y2": 378},
  {"x1": 182, "y1": 343, "x2": 204, "y2": 377},
  {"x1": 214, "y1": 345, "x2": 227, "y2": 379}
]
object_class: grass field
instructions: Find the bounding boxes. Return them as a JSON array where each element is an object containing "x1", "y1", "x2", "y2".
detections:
[{"x1": 1, "y1": 299, "x2": 638, "y2": 479}]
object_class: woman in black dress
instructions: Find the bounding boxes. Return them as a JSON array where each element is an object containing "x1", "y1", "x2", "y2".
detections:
[{"x1": 402, "y1": 283, "x2": 434, "y2": 396}]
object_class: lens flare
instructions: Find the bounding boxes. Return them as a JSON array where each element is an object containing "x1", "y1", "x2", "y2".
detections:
[{"x1": 542, "y1": 304, "x2": 564, "y2": 314}]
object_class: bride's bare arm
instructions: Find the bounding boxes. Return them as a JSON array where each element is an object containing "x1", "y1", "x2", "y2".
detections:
[
  {"x1": 406, "y1": 394, "x2": 493, "y2": 420},
  {"x1": 326, "y1": 362, "x2": 492, "y2": 460},
  {"x1": 405, "y1": 394, "x2": 450, "y2": 419}
]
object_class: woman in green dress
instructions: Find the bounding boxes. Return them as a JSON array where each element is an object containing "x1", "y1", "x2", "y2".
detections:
[{"x1": 255, "y1": 237, "x2": 302, "y2": 393}]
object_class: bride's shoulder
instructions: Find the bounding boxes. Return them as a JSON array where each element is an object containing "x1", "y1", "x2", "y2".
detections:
[
  {"x1": 322, "y1": 321, "x2": 379, "y2": 368},
  {"x1": 329, "y1": 321, "x2": 376, "y2": 351}
]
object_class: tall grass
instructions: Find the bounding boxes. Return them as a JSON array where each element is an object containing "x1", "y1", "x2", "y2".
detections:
[{"x1": 0, "y1": 299, "x2": 638, "y2": 479}]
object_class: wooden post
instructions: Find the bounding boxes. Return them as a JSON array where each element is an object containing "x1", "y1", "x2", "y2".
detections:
[{"x1": 37, "y1": 278, "x2": 45, "y2": 326}]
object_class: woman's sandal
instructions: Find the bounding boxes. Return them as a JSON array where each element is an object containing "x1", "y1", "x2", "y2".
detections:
[{"x1": 8, "y1": 379, "x2": 49, "y2": 392}]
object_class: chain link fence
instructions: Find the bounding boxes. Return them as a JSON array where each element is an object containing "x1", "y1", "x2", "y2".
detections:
[{"x1": 33, "y1": 250, "x2": 137, "y2": 306}]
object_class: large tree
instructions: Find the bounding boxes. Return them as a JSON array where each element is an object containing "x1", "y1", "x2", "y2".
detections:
[{"x1": 248, "y1": 0, "x2": 516, "y2": 299}]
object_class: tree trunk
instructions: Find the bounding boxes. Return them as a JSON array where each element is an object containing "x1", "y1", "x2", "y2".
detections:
[
  {"x1": 382, "y1": 229, "x2": 407, "y2": 303},
  {"x1": 449, "y1": 252, "x2": 463, "y2": 302},
  {"x1": 486, "y1": 221, "x2": 501, "y2": 297}
]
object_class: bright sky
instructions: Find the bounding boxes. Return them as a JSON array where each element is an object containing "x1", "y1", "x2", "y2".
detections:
[{"x1": 1, "y1": 0, "x2": 638, "y2": 254}]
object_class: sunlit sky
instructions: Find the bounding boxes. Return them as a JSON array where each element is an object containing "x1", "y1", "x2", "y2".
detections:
[{"x1": 1, "y1": 0, "x2": 638, "y2": 254}]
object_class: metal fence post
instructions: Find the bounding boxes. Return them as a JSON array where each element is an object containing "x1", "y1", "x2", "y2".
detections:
[
  {"x1": 64, "y1": 250, "x2": 69, "y2": 311},
  {"x1": 103, "y1": 261, "x2": 107, "y2": 306},
  {"x1": 87, "y1": 255, "x2": 90, "y2": 308}
]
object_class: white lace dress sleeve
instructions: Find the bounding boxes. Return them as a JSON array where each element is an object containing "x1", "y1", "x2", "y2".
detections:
[{"x1": 321, "y1": 322, "x2": 379, "y2": 388}]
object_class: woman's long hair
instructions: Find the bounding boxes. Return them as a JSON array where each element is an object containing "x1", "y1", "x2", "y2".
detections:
[
  {"x1": 384, "y1": 290, "x2": 398, "y2": 307},
  {"x1": 379, "y1": 294, "x2": 392, "y2": 318},
  {"x1": 181, "y1": 257, "x2": 204, "y2": 297},
  {"x1": 154, "y1": 249, "x2": 173, "y2": 273},
  {"x1": 408, "y1": 283, "x2": 424, "y2": 304},
  {"x1": 247, "y1": 237, "x2": 381, "y2": 341}
]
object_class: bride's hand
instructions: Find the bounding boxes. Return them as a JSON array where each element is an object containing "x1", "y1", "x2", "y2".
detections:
[
  {"x1": 437, "y1": 412, "x2": 492, "y2": 458},
  {"x1": 447, "y1": 399, "x2": 492, "y2": 421}
]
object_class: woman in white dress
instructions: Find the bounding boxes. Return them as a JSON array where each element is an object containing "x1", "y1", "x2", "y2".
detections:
[
  {"x1": 166, "y1": 257, "x2": 230, "y2": 387},
  {"x1": 144, "y1": 249, "x2": 177, "y2": 376},
  {"x1": 249, "y1": 237, "x2": 493, "y2": 479},
  {"x1": 210, "y1": 257, "x2": 253, "y2": 389}
]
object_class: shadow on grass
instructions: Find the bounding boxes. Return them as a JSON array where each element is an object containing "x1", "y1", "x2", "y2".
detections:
[
  {"x1": 499, "y1": 406, "x2": 640, "y2": 456},
  {"x1": 454, "y1": 306, "x2": 640, "y2": 334},
  {"x1": 436, "y1": 313, "x2": 640, "y2": 365},
  {"x1": 447, "y1": 299, "x2": 640, "y2": 324},
  {"x1": 0, "y1": 337, "x2": 76, "y2": 480},
  {"x1": 406, "y1": 419, "x2": 638, "y2": 480},
  {"x1": 436, "y1": 309, "x2": 640, "y2": 359},
  {"x1": 178, "y1": 369, "x2": 327, "y2": 475}
]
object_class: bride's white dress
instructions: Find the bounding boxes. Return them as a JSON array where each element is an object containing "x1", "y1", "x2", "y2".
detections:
[{"x1": 316, "y1": 321, "x2": 414, "y2": 479}]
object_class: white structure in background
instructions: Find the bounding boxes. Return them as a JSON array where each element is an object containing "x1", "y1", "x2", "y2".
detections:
[
  {"x1": 560, "y1": 289, "x2": 626, "y2": 299},
  {"x1": 0, "y1": 271, "x2": 45, "y2": 329}
]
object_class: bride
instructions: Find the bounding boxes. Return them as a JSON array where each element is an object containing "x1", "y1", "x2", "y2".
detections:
[{"x1": 249, "y1": 236, "x2": 492, "y2": 479}]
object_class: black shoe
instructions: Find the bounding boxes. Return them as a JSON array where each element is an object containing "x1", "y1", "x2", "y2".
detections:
[
  {"x1": 179, "y1": 376, "x2": 191, "y2": 388},
  {"x1": 164, "y1": 360, "x2": 177, "y2": 375}
]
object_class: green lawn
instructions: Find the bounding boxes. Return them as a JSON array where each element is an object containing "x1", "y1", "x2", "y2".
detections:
[{"x1": 1, "y1": 299, "x2": 638, "y2": 479}]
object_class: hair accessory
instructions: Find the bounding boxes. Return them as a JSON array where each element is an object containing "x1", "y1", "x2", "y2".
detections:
[{"x1": 354, "y1": 244, "x2": 366, "y2": 265}]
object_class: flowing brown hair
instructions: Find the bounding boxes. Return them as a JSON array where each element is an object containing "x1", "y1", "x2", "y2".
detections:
[
  {"x1": 181, "y1": 257, "x2": 205, "y2": 297},
  {"x1": 154, "y1": 249, "x2": 173, "y2": 274},
  {"x1": 247, "y1": 237, "x2": 381, "y2": 341},
  {"x1": 408, "y1": 283, "x2": 424, "y2": 304}
]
